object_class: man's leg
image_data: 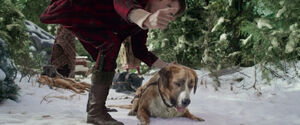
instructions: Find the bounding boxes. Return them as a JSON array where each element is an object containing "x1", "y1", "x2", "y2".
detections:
[
  {"x1": 61, "y1": 20, "x2": 123, "y2": 124},
  {"x1": 86, "y1": 70, "x2": 123, "y2": 125},
  {"x1": 51, "y1": 25, "x2": 76, "y2": 78},
  {"x1": 85, "y1": 36, "x2": 123, "y2": 125}
]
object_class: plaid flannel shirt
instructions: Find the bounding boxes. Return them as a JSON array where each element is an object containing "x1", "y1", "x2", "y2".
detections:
[{"x1": 40, "y1": 0, "x2": 158, "y2": 71}]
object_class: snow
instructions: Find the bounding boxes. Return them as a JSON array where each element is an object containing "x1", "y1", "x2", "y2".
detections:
[
  {"x1": 25, "y1": 20, "x2": 54, "y2": 40},
  {"x1": 241, "y1": 34, "x2": 252, "y2": 45},
  {"x1": 1, "y1": 63, "x2": 300, "y2": 125},
  {"x1": 219, "y1": 33, "x2": 227, "y2": 41},
  {"x1": 0, "y1": 68, "x2": 6, "y2": 81},
  {"x1": 75, "y1": 65, "x2": 89, "y2": 72},
  {"x1": 211, "y1": 17, "x2": 225, "y2": 32},
  {"x1": 256, "y1": 18, "x2": 273, "y2": 29},
  {"x1": 276, "y1": 6, "x2": 286, "y2": 18}
]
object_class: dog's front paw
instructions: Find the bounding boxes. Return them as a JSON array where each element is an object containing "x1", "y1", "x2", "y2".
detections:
[
  {"x1": 128, "y1": 111, "x2": 136, "y2": 116},
  {"x1": 138, "y1": 122, "x2": 149, "y2": 125},
  {"x1": 194, "y1": 117, "x2": 205, "y2": 121}
]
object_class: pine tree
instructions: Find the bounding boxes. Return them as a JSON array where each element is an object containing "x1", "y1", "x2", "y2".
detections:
[
  {"x1": 0, "y1": 0, "x2": 48, "y2": 102},
  {"x1": 0, "y1": 38, "x2": 19, "y2": 102},
  {"x1": 21, "y1": 0, "x2": 55, "y2": 34},
  {"x1": 147, "y1": 0, "x2": 299, "y2": 86}
]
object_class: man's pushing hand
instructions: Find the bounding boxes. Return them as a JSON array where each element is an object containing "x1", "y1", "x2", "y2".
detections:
[{"x1": 143, "y1": 8, "x2": 178, "y2": 30}]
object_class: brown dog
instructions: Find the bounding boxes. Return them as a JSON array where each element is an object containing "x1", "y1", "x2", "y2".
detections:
[
  {"x1": 37, "y1": 75, "x2": 90, "y2": 94},
  {"x1": 128, "y1": 64, "x2": 204, "y2": 125}
]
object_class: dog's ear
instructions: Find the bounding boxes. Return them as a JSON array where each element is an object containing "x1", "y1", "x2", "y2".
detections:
[
  {"x1": 158, "y1": 66, "x2": 171, "y2": 87},
  {"x1": 194, "y1": 76, "x2": 198, "y2": 94},
  {"x1": 191, "y1": 71, "x2": 198, "y2": 94}
]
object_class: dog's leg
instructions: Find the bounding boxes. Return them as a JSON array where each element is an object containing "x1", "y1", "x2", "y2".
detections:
[
  {"x1": 45, "y1": 77, "x2": 54, "y2": 89},
  {"x1": 107, "y1": 104, "x2": 132, "y2": 109},
  {"x1": 183, "y1": 109, "x2": 205, "y2": 121},
  {"x1": 128, "y1": 110, "x2": 136, "y2": 116},
  {"x1": 48, "y1": 79, "x2": 53, "y2": 89},
  {"x1": 137, "y1": 107, "x2": 150, "y2": 125},
  {"x1": 55, "y1": 79, "x2": 83, "y2": 93},
  {"x1": 128, "y1": 98, "x2": 139, "y2": 116},
  {"x1": 69, "y1": 86, "x2": 83, "y2": 94}
]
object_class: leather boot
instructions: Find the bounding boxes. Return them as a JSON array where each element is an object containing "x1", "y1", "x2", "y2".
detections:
[
  {"x1": 87, "y1": 93, "x2": 118, "y2": 112},
  {"x1": 86, "y1": 70, "x2": 123, "y2": 125}
]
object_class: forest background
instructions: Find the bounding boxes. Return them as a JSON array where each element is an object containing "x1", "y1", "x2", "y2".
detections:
[{"x1": 0, "y1": 0, "x2": 299, "y2": 102}]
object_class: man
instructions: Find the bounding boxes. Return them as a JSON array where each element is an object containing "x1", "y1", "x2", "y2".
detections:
[
  {"x1": 50, "y1": 25, "x2": 76, "y2": 78},
  {"x1": 40, "y1": 0, "x2": 186, "y2": 124}
]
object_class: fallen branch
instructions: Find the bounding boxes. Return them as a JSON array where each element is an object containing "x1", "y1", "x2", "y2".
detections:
[
  {"x1": 245, "y1": 65, "x2": 257, "y2": 90},
  {"x1": 263, "y1": 65, "x2": 286, "y2": 80},
  {"x1": 40, "y1": 93, "x2": 55, "y2": 104},
  {"x1": 208, "y1": 66, "x2": 241, "y2": 77},
  {"x1": 40, "y1": 93, "x2": 78, "y2": 104}
]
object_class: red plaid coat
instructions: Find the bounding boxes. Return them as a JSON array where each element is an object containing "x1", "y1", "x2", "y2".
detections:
[{"x1": 40, "y1": 0, "x2": 158, "y2": 71}]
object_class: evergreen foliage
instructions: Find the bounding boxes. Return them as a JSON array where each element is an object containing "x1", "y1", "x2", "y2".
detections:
[
  {"x1": 0, "y1": 0, "x2": 298, "y2": 91},
  {"x1": 20, "y1": 0, "x2": 55, "y2": 34},
  {"x1": 0, "y1": 0, "x2": 46, "y2": 101},
  {"x1": 0, "y1": 38, "x2": 19, "y2": 102},
  {"x1": 0, "y1": 0, "x2": 44, "y2": 73},
  {"x1": 147, "y1": 0, "x2": 299, "y2": 84},
  {"x1": 17, "y1": 0, "x2": 91, "y2": 61}
]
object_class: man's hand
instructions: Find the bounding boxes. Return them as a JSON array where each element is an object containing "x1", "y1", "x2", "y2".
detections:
[
  {"x1": 143, "y1": 8, "x2": 178, "y2": 30},
  {"x1": 153, "y1": 59, "x2": 178, "y2": 68},
  {"x1": 152, "y1": 59, "x2": 169, "y2": 68}
]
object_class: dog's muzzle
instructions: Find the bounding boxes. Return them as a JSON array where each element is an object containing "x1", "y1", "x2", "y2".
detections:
[{"x1": 182, "y1": 98, "x2": 191, "y2": 107}]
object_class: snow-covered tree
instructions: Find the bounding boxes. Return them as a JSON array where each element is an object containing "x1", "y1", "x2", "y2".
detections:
[
  {"x1": 147, "y1": 0, "x2": 299, "y2": 85},
  {"x1": 0, "y1": 0, "x2": 47, "y2": 101},
  {"x1": 0, "y1": 38, "x2": 19, "y2": 102}
]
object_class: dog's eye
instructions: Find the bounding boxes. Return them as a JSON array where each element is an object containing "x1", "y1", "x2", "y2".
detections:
[
  {"x1": 188, "y1": 84, "x2": 193, "y2": 89},
  {"x1": 175, "y1": 82, "x2": 181, "y2": 87}
]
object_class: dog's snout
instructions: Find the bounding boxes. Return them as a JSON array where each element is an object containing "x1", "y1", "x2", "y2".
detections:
[{"x1": 182, "y1": 98, "x2": 190, "y2": 106}]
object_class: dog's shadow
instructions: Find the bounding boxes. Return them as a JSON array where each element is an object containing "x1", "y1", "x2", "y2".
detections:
[{"x1": 148, "y1": 116, "x2": 204, "y2": 125}]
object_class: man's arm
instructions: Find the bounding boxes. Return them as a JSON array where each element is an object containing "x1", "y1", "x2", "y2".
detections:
[
  {"x1": 113, "y1": 0, "x2": 146, "y2": 22},
  {"x1": 130, "y1": 8, "x2": 177, "y2": 30},
  {"x1": 131, "y1": 30, "x2": 169, "y2": 68},
  {"x1": 114, "y1": 0, "x2": 176, "y2": 30},
  {"x1": 152, "y1": 59, "x2": 169, "y2": 68},
  {"x1": 131, "y1": 30, "x2": 157, "y2": 66},
  {"x1": 114, "y1": 0, "x2": 151, "y2": 29}
]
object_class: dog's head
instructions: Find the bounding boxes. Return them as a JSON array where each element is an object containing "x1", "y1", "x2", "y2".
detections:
[
  {"x1": 37, "y1": 75, "x2": 49, "y2": 84},
  {"x1": 158, "y1": 64, "x2": 198, "y2": 112}
]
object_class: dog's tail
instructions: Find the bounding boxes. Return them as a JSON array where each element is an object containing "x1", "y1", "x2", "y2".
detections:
[{"x1": 107, "y1": 104, "x2": 132, "y2": 109}]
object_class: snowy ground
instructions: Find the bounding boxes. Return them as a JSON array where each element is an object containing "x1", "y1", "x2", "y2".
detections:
[{"x1": 1, "y1": 63, "x2": 300, "y2": 125}]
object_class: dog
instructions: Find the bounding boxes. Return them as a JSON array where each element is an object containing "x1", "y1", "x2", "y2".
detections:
[
  {"x1": 128, "y1": 64, "x2": 204, "y2": 125},
  {"x1": 112, "y1": 72, "x2": 144, "y2": 94},
  {"x1": 37, "y1": 75, "x2": 90, "y2": 94}
]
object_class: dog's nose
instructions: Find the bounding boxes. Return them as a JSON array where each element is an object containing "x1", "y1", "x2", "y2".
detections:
[{"x1": 182, "y1": 99, "x2": 191, "y2": 106}]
